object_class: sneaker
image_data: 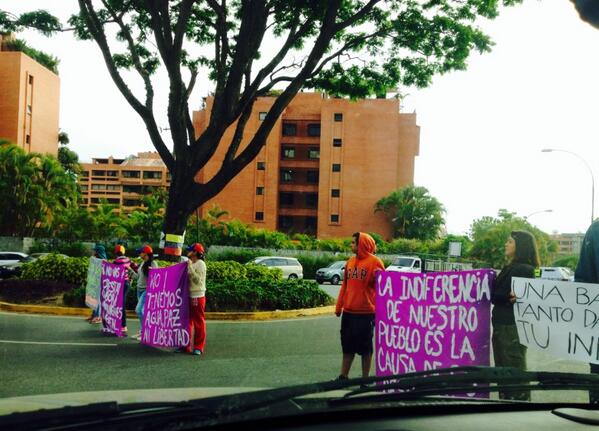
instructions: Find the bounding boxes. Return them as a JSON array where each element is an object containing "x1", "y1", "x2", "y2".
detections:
[
  {"x1": 192, "y1": 349, "x2": 202, "y2": 356},
  {"x1": 131, "y1": 332, "x2": 141, "y2": 339},
  {"x1": 135, "y1": 335, "x2": 142, "y2": 341},
  {"x1": 336, "y1": 375, "x2": 348, "y2": 381},
  {"x1": 91, "y1": 317, "x2": 102, "y2": 324}
]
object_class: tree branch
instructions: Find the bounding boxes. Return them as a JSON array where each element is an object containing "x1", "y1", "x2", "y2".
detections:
[
  {"x1": 100, "y1": 0, "x2": 154, "y2": 109},
  {"x1": 77, "y1": 0, "x2": 174, "y2": 170},
  {"x1": 335, "y1": 0, "x2": 382, "y2": 31}
]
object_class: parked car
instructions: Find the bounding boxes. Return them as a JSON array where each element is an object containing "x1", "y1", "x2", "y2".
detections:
[
  {"x1": 539, "y1": 266, "x2": 574, "y2": 282},
  {"x1": 0, "y1": 252, "x2": 33, "y2": 279},
  {"x1": 247, "y1": 256, "x2": 303, "y2": 279},
  {"x1": 315, "y1": 260, "x2": 346, "y2": 285}
]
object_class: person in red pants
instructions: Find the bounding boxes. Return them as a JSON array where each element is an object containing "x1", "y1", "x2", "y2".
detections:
[{"x1": 186, "y1": 243, "x2": 207, "y2": 356}]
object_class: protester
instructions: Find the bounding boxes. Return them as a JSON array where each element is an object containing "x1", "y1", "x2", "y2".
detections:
[
  {"x1": 130, "y1": 245, "x2": 158, "y2": 341},
  {"x1": 335, "y1": 232, "x2": 385, "y2": 380},
  {"x1": 113, "y1": 244, "x2": 132, "y2": 334},
  {"x1": 87, "y1": 244, "x2": 107, "y2": 324},
  {"x1": 574, "y1": 220, "x2": 599, "y2": 403},
  {"x1": 184, "y1": 243, "x2": 207, "y2": 356},
  {"x1": 491, "y1": 230, "x2": 540, "y2": 401}
]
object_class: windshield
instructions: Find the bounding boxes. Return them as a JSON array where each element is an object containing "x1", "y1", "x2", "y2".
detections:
[
  {"x1": 391, "y1": 257, "x2": 415, "y2": 267},
  {"x1": 2, "y1": 0, "x2": 599, "y2": 426}
]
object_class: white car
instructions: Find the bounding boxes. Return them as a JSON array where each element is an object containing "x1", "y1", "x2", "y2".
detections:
[
  {"x1": 539, "y1": 267, "x2": 574, "y2": 282},
  {"x1": 248, "y1": 256, "x2": 303, "y2": 279},
  {"x1": 0, "y1": 252, "x2": 31, "y2": 266}
]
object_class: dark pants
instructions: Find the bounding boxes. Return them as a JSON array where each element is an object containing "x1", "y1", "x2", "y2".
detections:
[
  {"x1": 121, "y1": 281, "x2": 130, "y2": 329},
  {"x1": 590, "y1": 364, "x2": 599, "y2": 404},
  {"x1": 492, "y1": 324, "x2": 530, "y2": 401}
]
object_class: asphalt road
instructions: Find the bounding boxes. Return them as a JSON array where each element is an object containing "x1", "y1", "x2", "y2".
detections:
[{"x1": 0, "y1": 309, "x2": 594, "y2": 403}]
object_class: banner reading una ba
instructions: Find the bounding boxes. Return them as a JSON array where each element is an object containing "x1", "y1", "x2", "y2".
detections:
[
  {"x1": 100, "y1": 261, "x2": 126, "y2": 337},
  {"x1": 375, "y1": 270, "x2": 493, "y2": 377},
  {"x1": 142, "y1": 262, "x2": 190, "y2": 349}
]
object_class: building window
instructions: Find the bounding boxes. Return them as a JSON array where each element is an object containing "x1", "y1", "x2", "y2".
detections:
[
  {"x1": 333, "y1": 138, "x2": 342, "y2": 147},
  {"x1": 308, "y1": 147, "x2": 320, "y2": 159},
  {"x1": 257, "y1": 161, "x2": 265, "y2": 170},
  {"x1": 106, "y1": 170, "x2": 118, "y2": 177},
  {"x1": 281, "y1": 169, "x2": 293, "y2": 182},
  {"x1": 282, "y1": 146, "x2": 295, "y2": 159},
  {"x1": 259, "y1": 112, "x2": 267, "y2": 121},
  {"x1": 279, "y1": 192, "x2": 294, "y2": 206},
  {"x1": 123, "y1": 185, "x2": 142, "y2": 193},
  {"x1": 334, "y1": 113, "x2": 343, "y2": 122},
  {"x1": 28, "y1": 75, "x2": 34, "y2": 84},
  {"x1": 80, "y1": 185, "x2": 88, "y2": 192},
  {"x1": 331, "y1": 189, "x2": 340, "y2": 198},
  {"x1": 124, "y1": 199, "x2": 141, "y2": 206},
  {"x1": 255, "y1": 212, "x2": 264, "y2": 221},
  {"x1": 122, "y1": 170, "x2": 141, "y2": 178},
  {"x1": 332, "y1": 164, "x2": 341, "y2": 172},
  {"x1": 256, "y1": 187, "x2": 264, "y2": 195},
  {"x1": 143, "y1": 171, "x2": 162, "y2": 179},
  {"x1": 25, "y1": 134, "x2": 31, "y2": 144},
  {"x1": 279, "y1": 216, "x2": 293, "y2": 229},
  {"x1": 306, "y1": 193, "x2": 318, "y2": 208},
  {"x1": 307, "y1": 123, "x2": 321, "y2": 137},
  {"x1": 282, "y1": 122, "x2": 297, "y2": 136},
  {"x1": 82, "y1": 171, "x2": 89, "y2": 177},
  {"x1": 331, "y1": 214, "x2": 340, "y2": 223},
  {"x1": 306, "y1": 170, "x2": 319, "y2": 183},
  {"x1": 91, "y1": 184, "x2": 106, "y2": 190},
  {"x1": 92, "y1": 170, "x2": 106, "y2": 176}
]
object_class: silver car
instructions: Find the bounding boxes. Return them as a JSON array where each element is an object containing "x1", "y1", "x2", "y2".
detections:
[
  {"x1": 315, "y1": 260, "x2": 346, "y2": 285},
  {"x1": 249, "y1": 256, "x2": 303, "y2": 280}
]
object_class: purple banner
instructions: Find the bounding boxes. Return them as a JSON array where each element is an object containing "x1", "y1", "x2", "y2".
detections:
[
  {"x1": 376, "y1": 270, "x2": 493, "y2": 377},
  {"x1": 100, "y1": 261, "x2": 126, "y2": 337},
  {"x1": 142, "y1": 262, "x2": 190, "y2": 349}
]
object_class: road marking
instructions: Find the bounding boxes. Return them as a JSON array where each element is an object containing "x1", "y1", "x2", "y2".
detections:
[{"x1": 0, "y1": 340, "x2": 117, "y2": 347}]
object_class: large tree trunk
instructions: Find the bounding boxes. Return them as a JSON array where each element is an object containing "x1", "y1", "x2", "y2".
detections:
[{"x1": 160, "y1": 171, "x2": 196, "y2": 260}]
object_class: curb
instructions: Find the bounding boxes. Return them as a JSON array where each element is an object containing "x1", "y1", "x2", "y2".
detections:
[{"x1": 0, "y1": 301, "x2": 335, "y2": 321}]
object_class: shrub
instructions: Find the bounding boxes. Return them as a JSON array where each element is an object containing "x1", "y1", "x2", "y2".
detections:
[
  {"x1": 0, "y1": 279, "x2": 78, "y2": 303},
  {"x1": 20, "y1": 255, "x2": 89, "y2": 286},
  {"x1": 206, "y1": 279, "x2": 333, "y2": 312},
  {"x1": 63, "y1": 285, "x2": 86, "y2": 307},
  {"x1": 206, "y1": 248, "x2": 266, "y2": 264},
  {"x1": 245, "y1": 264, "x2": 282, "y2": 281},
  {"x1": 205, "y1": 261, "x2": 247, "y2": 281},
  {"x1": 28, "y1": 240, "x2": 90, "y2": 257}
]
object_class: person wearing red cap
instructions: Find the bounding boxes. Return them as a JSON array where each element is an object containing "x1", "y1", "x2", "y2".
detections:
[
  {"x1": 113, "y1": 244, "x2": 132, "y2": 334},
  {"x1": 130, "y1": 245, "x2": 157, "y2": 341},
  {"x1": 185, "y1": 243, "x2": 207, "y2": 355}
]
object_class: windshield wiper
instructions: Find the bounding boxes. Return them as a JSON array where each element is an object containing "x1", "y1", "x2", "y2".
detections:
[
  {"x1": 330, "y1": 366, "x2": 599, "y2": 405},
  {"x1": 0, "y1": 400, "x2": 215, "y2": 429}
]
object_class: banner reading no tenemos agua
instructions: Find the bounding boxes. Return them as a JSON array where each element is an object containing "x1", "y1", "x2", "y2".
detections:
[
  {"x1": 142, "y1": 262, "x2": 190, "y2": 349},
  {"x1": 375, "y1": 270, "x2": 494, "y2": 376}
]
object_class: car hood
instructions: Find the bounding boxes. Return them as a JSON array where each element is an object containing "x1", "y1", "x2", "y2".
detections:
[{"x1": 0, "y1": 387, "x2": 265, "y2": 416}]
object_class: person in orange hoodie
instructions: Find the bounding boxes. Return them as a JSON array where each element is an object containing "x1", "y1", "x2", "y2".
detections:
[{"x1": 335, "y1": 232, "x2": 385, "y2": 380}]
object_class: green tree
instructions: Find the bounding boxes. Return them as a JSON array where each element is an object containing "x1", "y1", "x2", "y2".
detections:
[
  {"x1": 91, "y1": 201, "x2": 126, "y2": 242},
  {"x1": 56, "y1": 131, "x2": 82, "y2": 177},
  {"x1": 0, "y1": 143, "x2": 78, "y2": 236},
  {"x1": 49, "y1": 206, "x2": 95, "y2": 241},
  {"x1": 124, "y1": 189, "x2": 167, "y2": 243},
  {"x1": 375, "y1": 186, "x2": 445, "y2": 240},
  {"x1": 470, "y1": 209, "x2": 558, "y2": 268},
  {"x1": 3, "y1": 1, "x2": 521, "y2": 242}
]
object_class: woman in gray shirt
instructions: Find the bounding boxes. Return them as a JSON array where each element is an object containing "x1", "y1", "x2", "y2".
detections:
[{"x1": 131, "y1": 245, "x2": 158, "y2": 341}]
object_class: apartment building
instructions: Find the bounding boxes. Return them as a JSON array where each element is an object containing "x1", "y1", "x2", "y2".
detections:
[
  {"x1": 79, "y1": 152, "x2": 170, "y2": 211},
  {"x1": 193, "y1": 92, "x2": 420, "y2": 239},
  {"x1": 551, "y1": 232, "x2": 585, "y2": 256},
  {"x1": 0, "y1": 34, "x2": 60, "y2": 156}
]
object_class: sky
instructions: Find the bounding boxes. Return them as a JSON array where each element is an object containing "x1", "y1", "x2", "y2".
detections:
[{"x1": 3, "y1": 0, "x2": 599, "y2": 237}]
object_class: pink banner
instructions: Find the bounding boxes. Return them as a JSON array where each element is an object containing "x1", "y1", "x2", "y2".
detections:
[
  {"x1": 376, "y1": 270, "x2": 493, "y2": 377},
  {"x1": 142, "y1": 262, "x2": 190, "y2": 349},
  {"x1": 100, "y1": 261, "x2": 126, "y2": 337}
]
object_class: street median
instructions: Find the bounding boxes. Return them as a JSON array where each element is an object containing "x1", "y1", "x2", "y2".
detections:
[{"x1": 0, "y1": 301, "x2": 336, "y2": 321}]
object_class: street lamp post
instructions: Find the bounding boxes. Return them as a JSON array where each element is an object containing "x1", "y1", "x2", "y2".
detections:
[
  {"x1": 525, "y1": 209, "x2": 553, "y2": 219},
  {"x1": 542, "y1": 148, "x2": 595, "y2": 225}
]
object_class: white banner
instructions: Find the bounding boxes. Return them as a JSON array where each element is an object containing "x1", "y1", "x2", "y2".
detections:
[{"x1": 512, "y1": 277, "x2": 599, "y2": 364}]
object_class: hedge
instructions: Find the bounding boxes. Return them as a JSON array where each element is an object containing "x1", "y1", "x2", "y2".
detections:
[
  {"x1": 0, "y1": 279, "x2": 78, "y2": 303},
  {"x1": 206, "y1": 279, "x2": 333, "y2": 311},
  {"x1": 20, "y1": 255, "x2": 89, "y2": 286}
]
